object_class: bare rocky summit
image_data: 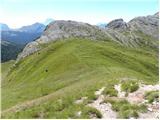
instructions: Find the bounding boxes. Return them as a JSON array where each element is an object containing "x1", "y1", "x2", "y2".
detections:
[
  {"x1": 17, "y1": 13, "x2": 159, "y2": 61},
  {"x1": 106, "y1": 19, "x2": 128, "y2": 30}
]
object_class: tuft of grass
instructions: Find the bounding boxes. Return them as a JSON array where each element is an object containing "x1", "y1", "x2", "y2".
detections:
[
  {"x1": 82, "y1": 106, "x2": 102, "y2": 118},
  {"x1": 121, "y1": 80, "x2": 139, "y2": 93},
  {"x1": 118, "y1": 109, "x2": 138, "y2": 119},
  {"x1": 103, "y1": 85, "x2": 118, "y2": 97},
  {"x1": 138, "y1": 104, "x2": 148, "y2": 113},
  {"x1": 88, "y1": 93, "x2": 98, "y2": 101},
  {"x1": 103, "y1": 98, "x2": 147, "y2": 118},
  {"x1": 145, "y1": 90, "x2": 159, "y2": 103}
]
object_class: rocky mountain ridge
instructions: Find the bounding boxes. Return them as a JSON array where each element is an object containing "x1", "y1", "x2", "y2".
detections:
[{"x1": 17, "y1": 13, "x2": 159, "y2": 61}]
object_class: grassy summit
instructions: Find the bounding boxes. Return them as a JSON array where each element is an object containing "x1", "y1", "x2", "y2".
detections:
[{"x1": 1, "y1": 38, "x2": 158, "y2": 118}]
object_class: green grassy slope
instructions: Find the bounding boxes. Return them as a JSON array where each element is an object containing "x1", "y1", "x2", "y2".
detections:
[
  {"x1": 1, "y1": 60, "x2": 15, "y2": 80},
  {"x1": 1, "y1": 38, "x2": 158, "y2": 118}
]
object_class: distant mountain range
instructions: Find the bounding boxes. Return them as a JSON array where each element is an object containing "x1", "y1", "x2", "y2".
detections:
[
  {"x1": 1, "y1": 19, "x2": 54, "y2": 62},
  {"x1": 17, "y1": 22, "x2": 46, "y2": 33}
]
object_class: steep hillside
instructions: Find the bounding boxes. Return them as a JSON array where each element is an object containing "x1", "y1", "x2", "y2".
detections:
[
  {"x1": 2, "y1": 38, "x2": 158, "y2": 118},
  {"x1": 1, "y1": 60, "x2": 15, "y2": 80}
]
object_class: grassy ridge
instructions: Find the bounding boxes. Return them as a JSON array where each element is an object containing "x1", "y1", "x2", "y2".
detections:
[{"x1": 1, "y1": 38, "x2": 158, "y2": 118}]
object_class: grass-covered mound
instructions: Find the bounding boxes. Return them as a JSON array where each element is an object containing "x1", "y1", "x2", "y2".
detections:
[{"x1": 1, "y1": 38, "x2": 158, "y2": 118}]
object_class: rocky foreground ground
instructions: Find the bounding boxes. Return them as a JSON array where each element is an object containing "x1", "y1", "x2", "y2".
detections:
[{"x1": 75, "y1": 83, "x2": 159, "y2": 119}]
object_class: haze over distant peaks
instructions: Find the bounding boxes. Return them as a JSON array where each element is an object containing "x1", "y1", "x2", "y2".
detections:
[{"x1": 18, "y1": 22, "x2": 46, "y2": 33}]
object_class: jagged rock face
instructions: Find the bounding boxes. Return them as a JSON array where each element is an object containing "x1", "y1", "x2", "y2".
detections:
[
  {"x1": 104, "y1": 13, "x2": 159, "y2": 47},
  {"x1": 17, "y1": 13, "x2": 159, "y2": 61},
  {"x1": 128, "y1": 12, "x2": 159, "y2": 39},
  {"x1": 106, "y1": 19, "x2": 128, "y2": 30}
]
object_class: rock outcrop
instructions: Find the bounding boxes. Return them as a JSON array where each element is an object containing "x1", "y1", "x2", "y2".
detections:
[
  {"x1": 16, "y1": 41, "x2": 40, "y2": 61},
  {"x1": 106, "y1": 19, "x2": 128, "y2": 30},
  {"x1": 105, "y1": 12, "x2": 159, "y2": 48},
  {"x1": 128, "y1": 12, "x2": 159, "y2": 39}
]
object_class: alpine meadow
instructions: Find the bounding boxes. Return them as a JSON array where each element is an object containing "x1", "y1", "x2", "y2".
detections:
[{"x1": 1, "y1": 1, "x2": 159, "y2": 119}]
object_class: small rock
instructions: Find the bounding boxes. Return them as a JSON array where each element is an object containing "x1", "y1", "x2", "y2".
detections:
[
  {"x1": 76, "y1": 111, "x2": 82, "y2": 117},
  {"x1": 95, "y1": 87, "x2": 105, "y2": 96},
  {"x1": 148, "y1": 107, "x2": 153, "y2": 112},
  {"x1": 75, "y1": 97, "x2": 87, "y2": 104},
  {"x1": 130, "y1": 117, "x2": 135, "y2": 119},
  {"x1": 152, "y1": 101, "x2": 157, "y2": 105}
]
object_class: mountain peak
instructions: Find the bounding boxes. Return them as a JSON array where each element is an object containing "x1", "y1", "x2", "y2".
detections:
[{"x1": 106, "y1": 18, "x2": 127, "y2": 29}]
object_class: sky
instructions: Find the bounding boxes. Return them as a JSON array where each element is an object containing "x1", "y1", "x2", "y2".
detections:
[{"x1": 0, "y1": 0, "x2": 159, "y2": 28}]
